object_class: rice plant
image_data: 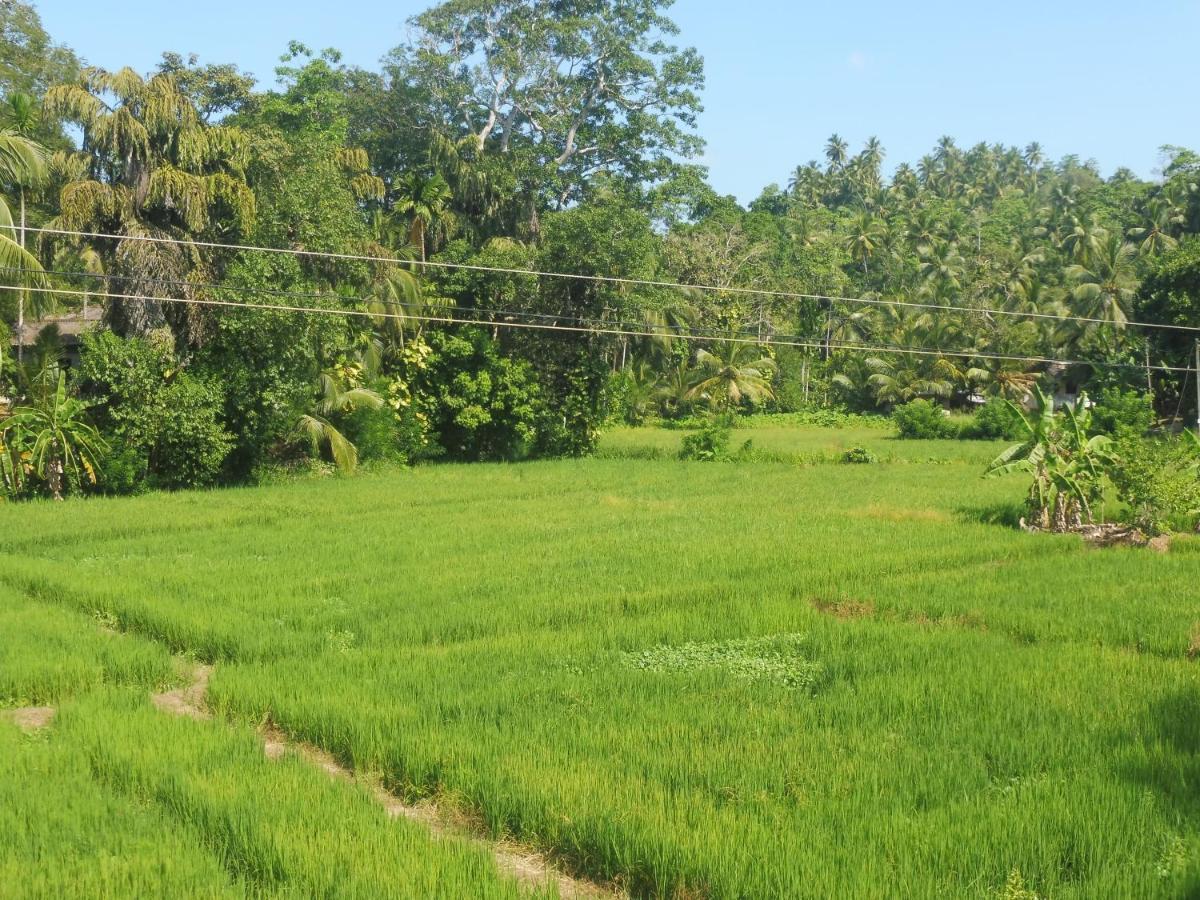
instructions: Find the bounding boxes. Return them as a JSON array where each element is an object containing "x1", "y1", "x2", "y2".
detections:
[{"x1": 3, "y1": 423, "x2": 1200, "y2": 896}]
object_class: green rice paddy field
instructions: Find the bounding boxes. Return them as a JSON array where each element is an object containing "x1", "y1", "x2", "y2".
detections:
[{"x1": 3, "y1": 423, "x2": 1200, "y2": 898}]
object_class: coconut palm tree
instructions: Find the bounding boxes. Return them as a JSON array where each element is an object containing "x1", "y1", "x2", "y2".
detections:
[
  {"x1": 917, "y1": 239, "x2": 965, "y2": 297},
  {"x1": 364, "y1": 264, "x2": 436, "y2": 358},
  {"x1": 654, "y1": 358, "x2": 694, "y2": 419},
  {"x1": 1067, "y1": 232, "x2": 1137, "y2": 331},
  {"x1": 845, "y1": 212, "x2": 884, "y2": 274},
  {"x1": 1059, "y1": 217, "x2": 1107, "y2": 267},
  {"x1": 1128, "y1": 197, "x2": 1183, "y2": 257},
  {"x1": 685, "y1": 341, "x2": 776, "y2": 410},
  {"x1": 824, "y1": 134, "x2": 849, "y2": 174},
  {"x1": 296, "y1": 369, "x2": 383, "y2": 474},
  {"x1": 0, "y1": 126, "x2": 49, "y2": 368},
  {"x1": 864, "y1": 353, "x2": 956, "y2": 407}
]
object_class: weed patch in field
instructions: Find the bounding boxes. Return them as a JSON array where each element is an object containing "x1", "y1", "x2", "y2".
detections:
[{"x1": 624, "y1": 634, "x2": 823, "y2": 690}]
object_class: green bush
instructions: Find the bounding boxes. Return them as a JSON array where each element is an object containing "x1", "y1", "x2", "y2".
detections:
[
  {"x1": 840, "y1": 446, "x2": 878, "y2": 464},
  {"x1": 77, "y1": 331, "x2": 233, "y2": 492},
  {"x1": 1092, "y1": 388, "x2": 1155, "y2": 437},
  {"x1": 150, "y1": 377, "x2": 235, "y2": 490},
  {"x1": 679, "y1": 416, "x2": 732, "y2": 461},
  {"x1": 190, "y1": 256, "x2": 343, "y2": 478},
  {"x1": 406, "y1": 328, "x2": 544, "y2": 462},
  {"x1": 964, "y1": 398, "x2": 1025, "y2": 440},
  {"x1": 1109, "y1": 433, "x2": 1200, "y2": 534},
  {"x1": 893, "y1": 399, "x2": 958, "y2": 439}
]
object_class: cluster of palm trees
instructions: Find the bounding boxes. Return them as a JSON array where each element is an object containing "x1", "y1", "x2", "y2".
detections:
[
  {"x1": 768, "y1": 135, "x2": 1197, "y2": 411},
  {"x1": 616, "y1": 338, "x2": 777, "y2": 422},
  {"x1": 602, "y1": 135, "x2": 1198, "y2": 420}
]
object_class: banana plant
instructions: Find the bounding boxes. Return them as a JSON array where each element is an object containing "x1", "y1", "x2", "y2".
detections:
[
  {"x1": 0, "y1": 371, "x2": 106, "y2": 500},
  {"x1": 986, "y1": 386, "x2": 1112, "y2": 531}
]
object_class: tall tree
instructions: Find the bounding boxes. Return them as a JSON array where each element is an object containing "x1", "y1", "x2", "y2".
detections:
[
  {"x1": 390, "y1": 0, "x2": 704, "y2": 212},
  {"x1": 44, "y1": 68, "x2": 256, "y2": 342},
  {"x1": 0, "y1": 2, "x2": 79, "y2": 105}
]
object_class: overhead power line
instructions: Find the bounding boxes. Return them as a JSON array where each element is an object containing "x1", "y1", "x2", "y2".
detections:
[
  {"x1": 5, "y1": 282, "x2": 1192, "y2": 373},
  {"x1": 27, "y1": 225, "x2": 1200, "y2": 336},
  {"x1": 5, "y1": 264, "x2": 1191, "y2": 375}
]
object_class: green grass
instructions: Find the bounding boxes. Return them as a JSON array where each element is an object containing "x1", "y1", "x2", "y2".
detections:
[
  {"x1": 1, "y1": 690, "x2": 530, "y2": 898},
  {"x1": 0, "y1": 583, "x2": 177, "y2": 705},
  {"x1": 3, "y1": 423, "x2": 1200, "y2": 897},
  {"x1": 598, "y1": 421, "x2": 1005, "y2": 464}
]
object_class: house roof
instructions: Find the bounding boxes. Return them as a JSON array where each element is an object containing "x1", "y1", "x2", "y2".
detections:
[{"x1": 10, "y1": 306, "x2": 104, "y2": 347}]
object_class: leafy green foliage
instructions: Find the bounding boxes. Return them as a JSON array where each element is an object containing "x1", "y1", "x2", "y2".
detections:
[
  {"x1": 986, "y1": 388, "x2": 1114, "y2": 531},
  {"x1": 0, "y1": 2, "x2": 79, "y2": 111},
  {"x1": 0, "y1": 370, "x2": 105, "y2": 499},
  {"x1": 190, "y1": 257, "x2": 343, "y2": 478},
  {"x1": 77, "y1": 330, "x2": 232, "y2": 491},
  {"x1": 403, "y1": 327, "x2": 543, "y2": 461},
  {"x1": 1092, "y1": 387, "x2": 1156, "y2": 436},
  {"x1": 677, "y1": 415, "x2": 732, "y2": 460},
  {"x1": 840, "y1": 446, "x2": 878, "y2": 464},
  {"x1": 625, "y1": 634, "x2": 823, "y2": 690},
  {"x1": 398, "y1": 0, "x2": 703, "y2": 208},
  {"x1": 1108, "y1": 432, "x2": 1200, "y2": 533},
  {"x1": 965, "y1": 398, "x2": 1026, "y2": 441},
  {"x1": 894, "y1": 398, "x2": 958, "y2": 439}
]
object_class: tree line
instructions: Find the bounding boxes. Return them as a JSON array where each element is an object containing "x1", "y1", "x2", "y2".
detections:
[{"x1": 1, "y1": 0, "x2": 1199, "y2": 499}]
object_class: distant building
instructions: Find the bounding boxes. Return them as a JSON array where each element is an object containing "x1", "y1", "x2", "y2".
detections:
[{"x1": 8, "y1": 306, "x2": 104, "y2": 368}]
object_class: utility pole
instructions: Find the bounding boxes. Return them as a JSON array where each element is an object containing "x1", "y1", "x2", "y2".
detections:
[
  {"x1": 16, "y1": 189, "x2": 24, "y2": 365},
  {"x1": 1195, "y1": 339, "x2": 1200, "y2": 436}
]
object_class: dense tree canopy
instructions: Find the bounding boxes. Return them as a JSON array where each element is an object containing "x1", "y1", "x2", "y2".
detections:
[{"x1": 2, "y1": 0, "x2": 1200, "y2": 499}]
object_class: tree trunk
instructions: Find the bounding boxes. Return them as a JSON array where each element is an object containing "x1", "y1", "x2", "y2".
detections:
[
  {"x1": 48, "y1": 445, "x2": 64, "y2": 501},
  {"x1": 1052, "y1": 493, "x2": 1068, "y2": 533}
]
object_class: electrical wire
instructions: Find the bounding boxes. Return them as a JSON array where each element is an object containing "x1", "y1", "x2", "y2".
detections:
[
  {"x1": 27, "y1": 225, "x2": 1200, "y2": 336},
  {"x1": 5, "y1": 281, "x2": 1192, "y2": 373}
]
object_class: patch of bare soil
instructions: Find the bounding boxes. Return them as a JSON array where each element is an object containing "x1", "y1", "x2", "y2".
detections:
[
  {"x1": 156, "y1": 666, "x2": 618, "y2": 898},
  {"x1": 3, "y1": 706, "x2": 56, "y2": 732},
  {"x1": 1187, "y1": 623, "x2": 1200, "y2": 661},
  {"x1": 150, "y1": 664, "x2": 212, "y2": 719},
  {"x1": 810, "y1": 597, "x2": 876, "y2": 620}
]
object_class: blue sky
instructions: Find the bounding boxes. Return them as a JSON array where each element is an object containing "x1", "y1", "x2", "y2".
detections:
[{"x1": 37, "y1": 0, "x2": 1200, "y2": 203}]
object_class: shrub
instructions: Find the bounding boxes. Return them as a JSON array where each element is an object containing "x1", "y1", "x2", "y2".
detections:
[
  {"x1": 840, "y1": 446, "x2": 878, "y2": 464},
  {"x1": 893, "y1": 399, "x2": 958, "y2": 439},
  {"x1": 150, "y1": 377, "x2": 235, "y2": 490},
  {"x1": 77, "y1": 331, "x2": 233, "y2": 492},
  {"x1": 679, "y1": 416, "x2": 732, "y2": 461},
  {"x1": 405, "y1": 328, "x2": 544, "y2": 462},
  {"x1": 1092, "y1": 388, "x2": 1155, "y2": 436},
  {"x1": 965, "y1": 398, "x2": 1025, "y2": 440},
  {"x1": 1109, "y1": 433, "x2": 1200, "y2": 534}
]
